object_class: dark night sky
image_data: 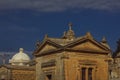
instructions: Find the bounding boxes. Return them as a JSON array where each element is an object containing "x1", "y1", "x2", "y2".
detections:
[{"x1": 0, "y1": 0, "x2": 120, "y2": 64}]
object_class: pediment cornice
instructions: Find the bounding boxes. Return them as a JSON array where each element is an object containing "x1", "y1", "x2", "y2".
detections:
[{"x1": 34, "y1": 35, "x2": 111, "y2": 57}]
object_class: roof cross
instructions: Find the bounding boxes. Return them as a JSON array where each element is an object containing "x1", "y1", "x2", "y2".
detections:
[{"x1": 68, "y1": 22, "x2": 73, "y2": 30}]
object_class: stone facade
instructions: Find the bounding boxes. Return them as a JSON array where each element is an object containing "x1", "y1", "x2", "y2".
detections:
[
  {"x1": 33, "y1": 25, "x2": 112, "y2": 80},
  {"x1": 0, "y1": 65, "x2": 35, "y2": 80},
  {"x1": 1, "y1": 24, "x2": 120, "y2": 80}
]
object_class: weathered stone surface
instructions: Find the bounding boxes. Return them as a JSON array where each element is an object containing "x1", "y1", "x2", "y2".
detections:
[{"x1": 34, "y1": 27, "x2": 111, "y2": 80}]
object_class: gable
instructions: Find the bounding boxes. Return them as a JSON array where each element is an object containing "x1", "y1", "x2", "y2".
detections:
[
  {"x1": 34, "y1": 39, "x2": 63, "y2": 56},
  {"x1": 69, "y1": 40, "x2": 109, "y2": 52},
  {"x1": 39, "y1": 44, "x2": 58, "y2": 54}
]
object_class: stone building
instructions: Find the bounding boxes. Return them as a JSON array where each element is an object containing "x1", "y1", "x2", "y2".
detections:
[
  {"x1": 1, "y1": 24, "x2": 119, "y2": 80},
  {"x1": 0, "y1": 48, "x2": 35, "y2": 80},
  {"x1": 0, "y1": 65, "x2": 35, "y2": 80},
  {"x1": 33, "y1": 24, "x2": 112, "y2": 80}
]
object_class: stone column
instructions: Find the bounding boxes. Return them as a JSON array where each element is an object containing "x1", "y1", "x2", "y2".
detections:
[
  {"x1": 56, "y1": 53, "x2": 65, "y2": 80},
  {"x1": 92, "y1": 68, "x2": 95, "y2": 80},
  {"x1": 86, "y1": 68, "x2": 88, "y2": 80}
]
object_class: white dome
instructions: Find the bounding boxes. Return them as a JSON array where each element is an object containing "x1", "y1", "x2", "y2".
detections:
[{"x1": 9, "y1": 48, "x2": 31, "y2": 66}]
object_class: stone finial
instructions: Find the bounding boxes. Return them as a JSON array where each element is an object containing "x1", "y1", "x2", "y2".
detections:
[
  {"x1": 101, "y1": 37, "x2": 111, "y2": 57},
  {"x1": 85, "y1": 32, "x2": 93, "y2": 39},
  {"x1": 101, "y1": 36, "x2": 110, "y2": 49},
  {"x1": 68, "y1": 22, "x2": 73, "y2": 30},
  {"x1": 66, "y1": 22, "x2": 75, "y2": 40},
  {"x1": 19, "y1": 48, "x2": 24, "y2": 53},
  {"x1": 101, "y1": 36, "x2": 107, "y2": 43}
]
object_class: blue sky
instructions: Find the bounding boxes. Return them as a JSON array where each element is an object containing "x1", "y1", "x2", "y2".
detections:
[{"x1": 0, "y1": 0, "x2": 120, "y2": 60}]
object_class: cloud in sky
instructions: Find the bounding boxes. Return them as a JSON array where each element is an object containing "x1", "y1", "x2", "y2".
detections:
[{"x1": 0, "y1": 0, "x2": 120, "y2": 12}]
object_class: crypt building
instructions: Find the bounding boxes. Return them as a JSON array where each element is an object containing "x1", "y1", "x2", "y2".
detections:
[{"x1": 33, "y1": 24, "x2": 112, "y2": 80}]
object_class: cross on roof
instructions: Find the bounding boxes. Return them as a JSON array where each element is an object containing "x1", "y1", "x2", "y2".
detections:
[{"x1": 68, "y1": 22, "x2": 73, "y2": 30}]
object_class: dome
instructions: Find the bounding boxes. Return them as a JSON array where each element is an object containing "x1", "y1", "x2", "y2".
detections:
[{"x1": 9, "y1": 48, "x2": 31, "y2": 66}]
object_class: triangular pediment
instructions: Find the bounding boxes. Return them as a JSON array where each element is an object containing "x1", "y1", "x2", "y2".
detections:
[
  {"x1": 68, "y1": 39, "x2": 109, "y2": 52},
  {"x1": 36, "y1": 39, "x2": 62, "y2": 55},
  {"x1": 39, "y1": 44, "x2": 58, "y2": 53}
]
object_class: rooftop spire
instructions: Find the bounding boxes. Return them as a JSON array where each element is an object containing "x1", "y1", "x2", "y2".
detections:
[
  {"x1": 66, "y1": 22, "x2": 75, "y2": 40},
  {"x1": 68, "y1": 22, "x2": 72, "y2": 30}
]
